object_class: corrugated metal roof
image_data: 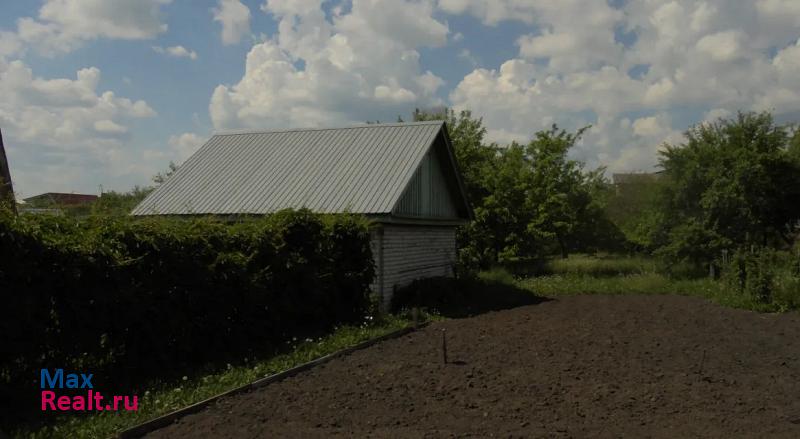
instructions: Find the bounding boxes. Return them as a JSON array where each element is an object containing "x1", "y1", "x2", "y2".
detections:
[{"x1": 132, "y1": 121, "x2": 448, "y2": 216}]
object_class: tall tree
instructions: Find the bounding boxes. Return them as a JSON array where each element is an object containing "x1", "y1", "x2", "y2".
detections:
[{"x1": 523, "y1": 125, "x2": 604, "y2": 258}]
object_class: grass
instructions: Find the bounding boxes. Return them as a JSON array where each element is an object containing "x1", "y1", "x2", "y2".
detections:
[
  {"x1": 499, "y1": 254, "x2": 796, "y2": 313},
  {"x1": 19, "y1": 315, "x2": 413, "y2": 439},
  {"x1": 545, "y1": 254, "x2": 657, "y2": 277},
  {"x1": 479, "y1": 255, "x2": 800, "y2": 312},
  {"x1": 517, "y1": 273, "x2": 779, "y2": 310}
]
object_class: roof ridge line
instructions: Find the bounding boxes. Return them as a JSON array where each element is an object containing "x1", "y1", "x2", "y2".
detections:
[{"x1": 212, "y1": 120, "x2": 444, "y2": 136}]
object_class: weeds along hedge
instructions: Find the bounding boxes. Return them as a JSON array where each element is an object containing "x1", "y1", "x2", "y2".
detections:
[{"x1": 0, "y1": 208, "x2": 374, "y2": 417}]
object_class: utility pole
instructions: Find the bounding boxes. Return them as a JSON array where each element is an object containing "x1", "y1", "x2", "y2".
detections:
[{"x1": 0, "y1": 128, "x2": 17, "y2": 214}]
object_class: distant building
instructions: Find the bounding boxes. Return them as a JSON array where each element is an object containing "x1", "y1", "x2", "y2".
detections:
[
  {"x1": 612, "y1": 172, "x2": 663, "y2": 194},
  {"x1": 133, "y1": 121, "x2": 473, "y2": 305},
  {"x1": 19, "y1": 192, "x2": 98, "y2": 215},
  {"x1": 23, "y1": 192, "x2": 98, "y2": 207}
]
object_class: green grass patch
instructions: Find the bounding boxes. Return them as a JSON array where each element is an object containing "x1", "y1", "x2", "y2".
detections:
[
  {"x1": 514, "y1": 257, "x2": 793, "y2": 313},
  {"x1": 516, "y1": 273, "x2": 776, "y2": 309},
  {"x1": 18, "y1": 315, "x2": 412, "y2": 439},
  {"x1": 544, "y1": 254, "x2": 657, "y2": 277}
]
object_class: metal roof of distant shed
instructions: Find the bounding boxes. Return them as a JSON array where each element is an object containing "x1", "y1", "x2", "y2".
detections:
[{"x1": 132, "y1": 121, "x2": 464, "y2": 216}]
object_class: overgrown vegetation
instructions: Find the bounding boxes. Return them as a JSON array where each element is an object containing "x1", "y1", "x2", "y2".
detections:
[
  {"x1": 414, "y1": 108, "x2": 800, "y2": 310},
  {"x1": 0, "y1": 208, "x2": 374, "y2": 429}
]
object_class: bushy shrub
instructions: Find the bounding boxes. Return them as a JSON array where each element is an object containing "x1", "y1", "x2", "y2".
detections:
[
  {"x1": 721, "y1": 248, "x2": 800, "y2": 308},
  {"x1": 0, "y1": 208, "x2": 373, "y2": 423}
]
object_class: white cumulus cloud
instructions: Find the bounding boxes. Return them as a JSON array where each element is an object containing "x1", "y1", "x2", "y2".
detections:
[
  {"x1": 0, "y1": 0, "x2": 171, "y2": 57},
  {"x1": 443, "y1": 0, "x2": 800, "y2": 172},
  {"x1": 212, "y1": 0, "x2": 252, "y2": 45},
  {"x1": 0, "y1": 60, "x2": 157, "y2": 196},
  {"x1": 168, "y1": 132, "x2": 207, "y2": 162},
  {"x1": 152, "y1": 45, "x2": 198, "y2": 60},
  {"x1": 209, "y1": 0, "x2": 448, "y2": 130}
]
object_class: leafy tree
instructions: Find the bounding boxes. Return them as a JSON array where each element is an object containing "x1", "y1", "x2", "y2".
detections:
[
  {"x1": 605, "y1": 174, "x2": 666, "y2": 251},
  {"x1": 91, "y1": 186, "x2": 153, "y2": 216},
  {"x1": 519, "y1": 125, "x2": 624, "y2": 258},
  {"x1": 522, "y1": 126, "x2": 589, "y2": 258},
  {"x1": 152, "y1": 161, "x2": 178, "y2": 185},
  {"x1": 789, "y1": 128, "x2": 800, "y2": 164},
  {"x1": 655, "y1": 111, "x2": 800, "y2": 267},
  {"x1": 411, "y1": 109, "x2": 622, "y2": 266}
]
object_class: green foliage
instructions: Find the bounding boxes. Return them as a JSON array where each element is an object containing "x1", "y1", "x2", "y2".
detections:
[
  {"x1": 520, "y1": 272, "x2": 719, "y2": 298},
  {"x1": 544, "y1": 254, "x2": 657, "y2": 277},
  {"x1": 522, "y1": 126, "x2": 625, "y2": 258},
  {"x1": 721, "y1": 248, "x2": 800, "y2": 309},
  {"x1": 152, "y1": 161, "x2": 179, "y2": 185},
  {"x1": 605, "y1": 174, "x2": 665, "y2": 250},
  {"x1": 414, "y1": 108, "x2": 624, "y2": 268},
  {"x1": 90, "y1": 186, "x2": 153, "y2": 216},
  {"x1": 0, "y1": 208, "x2": 374, "y2": 426},
  {"x1": 655, "y1": 111, "x2": 800, "y2": 267}
]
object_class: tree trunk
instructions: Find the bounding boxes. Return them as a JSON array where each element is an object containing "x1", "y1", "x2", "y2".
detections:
[{"x1": 556, "y1": 234, "x2": 568, "y2": 259}]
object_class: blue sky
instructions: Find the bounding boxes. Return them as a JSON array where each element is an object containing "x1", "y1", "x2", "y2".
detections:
[{"x1": 1, "y1": 0, "x2": 799, "y2": 198}]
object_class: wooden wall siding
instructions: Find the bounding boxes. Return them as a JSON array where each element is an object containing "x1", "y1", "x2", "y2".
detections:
[
  {"x1": 372, "y1": 224, "x2": 456, "y2": 305},
  {"x1": 394, "y1": 147, "x2": 459, "y2": 219}
]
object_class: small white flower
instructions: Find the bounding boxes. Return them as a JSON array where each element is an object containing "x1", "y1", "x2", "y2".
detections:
[{"x1": 182, "y1": 376, "x2": 188, "y2": 381}]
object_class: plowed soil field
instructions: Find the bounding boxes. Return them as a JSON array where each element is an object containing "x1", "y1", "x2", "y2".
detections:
[{"x1": 147, "y1": 295, "x2": 800, "y2": 438}]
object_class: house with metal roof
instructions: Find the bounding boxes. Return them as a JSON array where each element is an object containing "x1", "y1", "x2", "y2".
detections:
[{"x1": 132, "y1": 120, "x2": 472, "y2": 304}]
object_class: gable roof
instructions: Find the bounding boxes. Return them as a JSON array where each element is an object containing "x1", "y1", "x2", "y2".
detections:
[
  {"x1": 24, "y1": 193, "x2": 98, "y2": 206},
  {"x1": 132, "y1": 121, "x2": 471, "y2": 220}
]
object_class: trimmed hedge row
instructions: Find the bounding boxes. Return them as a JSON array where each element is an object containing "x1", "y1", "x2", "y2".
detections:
[{"x1": 0, "y1": 208, "x2": 374, "y2": 421}]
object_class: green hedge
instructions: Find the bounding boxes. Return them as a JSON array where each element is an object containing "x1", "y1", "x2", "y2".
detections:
[{"x1": 0, "y1": 209, "x2": 374, "y2": 423}]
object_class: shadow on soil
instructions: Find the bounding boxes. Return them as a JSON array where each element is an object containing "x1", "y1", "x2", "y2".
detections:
[{"x1": 391, "y1": 276, "x2": 549, "y2": 318}]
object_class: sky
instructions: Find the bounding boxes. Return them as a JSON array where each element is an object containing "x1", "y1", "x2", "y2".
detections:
[{"x1": 1, "y1": 0, "x2": 799, "y2": 198}]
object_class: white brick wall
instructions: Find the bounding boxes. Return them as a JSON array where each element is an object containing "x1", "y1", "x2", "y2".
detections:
[{"x1": 370, "y1": 224, "x2": 456, "y2": 305}]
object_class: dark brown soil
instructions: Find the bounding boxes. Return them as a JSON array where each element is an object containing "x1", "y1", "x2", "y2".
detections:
[{"x1": 147, "y1": 295, "x2": 800, "y2": 438}]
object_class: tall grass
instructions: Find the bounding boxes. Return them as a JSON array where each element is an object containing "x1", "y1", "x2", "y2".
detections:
[{"x1": 545, "y1": 254, "x2": 656, "y2": 277}]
